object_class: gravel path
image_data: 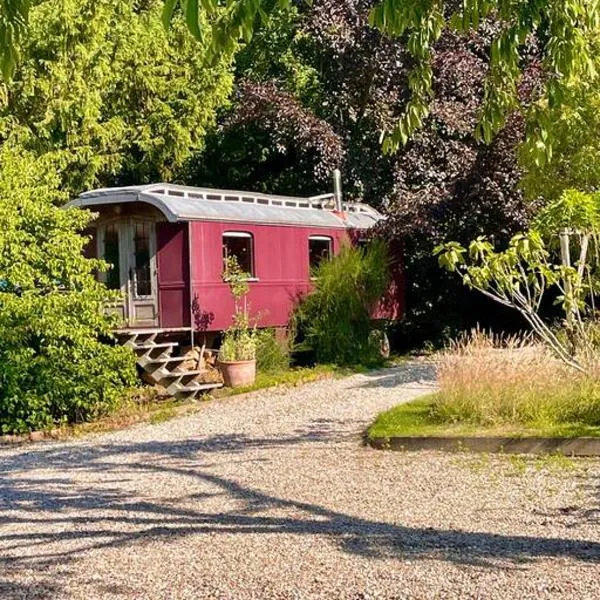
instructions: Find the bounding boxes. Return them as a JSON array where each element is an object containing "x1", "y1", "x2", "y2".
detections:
[{"x1": 1, "y1": 362, "x2": 600, "y2": 599}]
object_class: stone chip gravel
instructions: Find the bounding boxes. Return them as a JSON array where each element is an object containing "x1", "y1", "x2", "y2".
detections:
[{"x1": 1, "y1": 362, "x2": 599, "y2": 599}]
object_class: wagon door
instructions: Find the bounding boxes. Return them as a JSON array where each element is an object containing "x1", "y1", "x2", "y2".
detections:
[
  {"x1": 97, "y1": 221, "x2": 128, "y2": 324},
  {"x1": 126, "y1": 219, "x2": 159, "y2": 327}
]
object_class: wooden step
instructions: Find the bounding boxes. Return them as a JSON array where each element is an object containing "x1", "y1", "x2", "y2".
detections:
[
  {"x1": 131, "y1": 342, "x2": 178, "y2": 359},
  {"x1": 117, "y1": 331, "x2": 219, "y2": 399},
  {"x1": 160, "y1": 369, "x2": 207, "y2": 379},
  {"x1": 133, "y1": 342, "x2": 179, "y2": 350},
  {"x1": 140, "y1": 355, "x2": 187, "y2": 367}
]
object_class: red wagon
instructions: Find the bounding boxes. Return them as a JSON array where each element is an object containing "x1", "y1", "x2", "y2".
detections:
[{"x1": 68, "y1": 182, "x2": 404, "y2": 395}]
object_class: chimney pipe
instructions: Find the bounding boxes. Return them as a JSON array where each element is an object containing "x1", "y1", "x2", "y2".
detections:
[{"x1": 333, "y1": 169, "x2": 343, "y2": 212}]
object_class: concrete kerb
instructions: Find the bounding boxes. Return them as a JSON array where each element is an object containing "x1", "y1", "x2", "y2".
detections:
[{"x1": 368, "y1": 435, "x2": 600, "y2": 456}]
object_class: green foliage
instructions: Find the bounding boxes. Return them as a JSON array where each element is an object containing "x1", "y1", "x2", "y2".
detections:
[
  {"x1": 222, "y1": 255, "x2": 250, "y2": 300},
  {"x1": 521, "y1": 74, "x2": 600, "y2": 199},
  {"x1": 2, "y1": 0, "x2": 598, "y2": 155},
  {"x1": 0, "y1": 0, "x2": 29, "y2": 79},
  {"x1": 1, "y1": 0, "x2": 233, "y2": 196},
  {"x1": 435, "y1": 217, "x2": 600, "y2": 372},
  {"x1": 219, "y1": 256, "x2": 257, "y2": 362},
  {"x1": 370, "y1": 0, "x2": 598, "y2": 151},
  {"x1": 0, "y1": 145, "x2": 137, "y2": 434},
  {"x1": 167, "y1": 0, "x2": 599, "y2": 152},
  {"x1": 435, "y1": 232, "x2": 563, "y2": 307},
  {"x1": 367, "y1": 394, "x2": 600, "y2": 440},
  {"x1": 255, "y1": 328, "x2": 290, "y2": 373},
  {"x1": 294, "y1": 240, "x2": 390, "y2": 365},
  {"x1": 533, "y1": 189, "x2": 600, "y2": 236},
  {"x1": 218, "y1": 328, "x2": 256, "y2": 361}
]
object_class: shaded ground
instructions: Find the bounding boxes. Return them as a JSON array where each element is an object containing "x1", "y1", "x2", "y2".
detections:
[{"x1": 0, "y1": 363, "x2": 599, "y2": 599}]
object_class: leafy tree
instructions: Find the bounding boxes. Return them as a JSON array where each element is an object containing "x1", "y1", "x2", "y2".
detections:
[
  {"x1": 1, "y1": 0, "x2": 233, "y2": 196},
  {"x1": 3, "y1": 0, "x2": 597, "y2": 152},
  {"x1": 435, "y1": 188, "x2": 600, "y2": 374},
  {"x1": 520, "y1": 75, "x2": 600, "y2": 203},
  {"x1": 187, "y1": 1, "x2": 534, "y2": 343},
  {"x1": 0, "y1": 144, "x2": 137, "y2": 434},
  {"x1": 163, "y1": 0, "x2": 599, "y2": 153},
  {"x1": 187, "y1": 79, "x2": 343, "y2": 195}
]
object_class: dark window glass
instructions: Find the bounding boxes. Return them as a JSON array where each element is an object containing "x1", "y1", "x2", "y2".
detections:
[
  {"x1": 309, "y1": 237, "x2": 332, "y2": 271},
  {"x1": 104, "y1": 224, "x2": 121, "y2": 290},
  {"x1": 223, "y1": 233, "x2": 254, "y2": 276},
  {"x1": 134, "y1": 222, "x2": 152, "y2": 297}
]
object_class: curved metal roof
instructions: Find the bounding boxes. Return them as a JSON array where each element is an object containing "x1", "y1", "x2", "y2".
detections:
[{"x1": 67, "y1": 183, "x2": 383, "y2": 229}]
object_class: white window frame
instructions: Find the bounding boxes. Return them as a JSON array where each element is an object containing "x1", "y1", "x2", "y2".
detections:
[
  {"x1": 223, "y1": 231, "x2": 258, "y2": 280},
  {"x1": 308, "y1": 235, "x2": 333, "y2": 276}
]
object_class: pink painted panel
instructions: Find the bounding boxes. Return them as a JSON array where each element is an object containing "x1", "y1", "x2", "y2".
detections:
[
  {"x1": 156, "y1": 222, "x2": 190, "y2": 328},
  {"x1": 190, "y1": 221, "x2": 349, "y2": 332},
  {"x1": 152, "y1": 219, "x2": 405, "y2": 333}
]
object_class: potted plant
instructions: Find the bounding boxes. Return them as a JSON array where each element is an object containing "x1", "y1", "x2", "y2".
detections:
[{"x1": 218, "y1": 256, "x2": 257, "y2": 387}]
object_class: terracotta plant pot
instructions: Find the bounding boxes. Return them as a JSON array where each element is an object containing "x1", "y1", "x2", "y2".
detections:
[{"x1": 218, "y1": 359, "x2": 256, "y2": 388}]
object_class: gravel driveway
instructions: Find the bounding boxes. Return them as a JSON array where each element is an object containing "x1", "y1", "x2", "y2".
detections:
[{"x1": 1, "y1": 362, "x2": 599, "y2": 600}]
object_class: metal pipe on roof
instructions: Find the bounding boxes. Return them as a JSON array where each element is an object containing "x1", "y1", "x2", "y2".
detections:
[{"x1": 333, "y1": 169, "x2": 343, "y2": 212}]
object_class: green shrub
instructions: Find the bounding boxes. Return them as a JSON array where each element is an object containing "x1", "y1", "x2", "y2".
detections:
[
  {"x1": 0, "y1": 146, "x2": 137, "y2": 434},
  {"x1": 219, "y1": 329, "x2": 257, "y2": 362},
  {"x1": 255, "y1": 329, "x2": 290, "y2": 373},
  {"x1": 293, "y1": 240, "x2": 390, "y2": 365}
]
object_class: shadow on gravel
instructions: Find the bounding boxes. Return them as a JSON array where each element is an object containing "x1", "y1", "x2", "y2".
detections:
[
  {"x1": 1, "y1": 437, "x2": 599, "y2": 597},
  {"x1": 352, "y1": 363, "x2": 436, "y2": 389}
]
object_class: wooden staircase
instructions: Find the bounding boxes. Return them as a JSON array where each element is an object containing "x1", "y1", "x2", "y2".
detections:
[{"x1": 119, "y1": 330, "x2": 223, "y2": 399}]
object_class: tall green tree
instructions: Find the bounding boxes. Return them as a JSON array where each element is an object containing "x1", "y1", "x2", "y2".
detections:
[
  {"x1": 1, "y1": 0, "x2": 234, "y2": 196},
  {"x1": 3, "y1": 1, "x2": 596, "y2": 152},
  {"x1": 0, "y1": 144, "x2": 137, "y2": 433}
]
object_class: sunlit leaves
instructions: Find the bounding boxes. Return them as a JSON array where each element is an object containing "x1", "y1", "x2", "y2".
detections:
[
  {"x1": 534, "y1": 189, "x2": 600, "y2": 235},
  {"x1": 520, "y1": 63, "x2": 600, "y2": 199},
  {"x1": 0, "y1": 145, "x2": 137, "y2": 433},
  {"x1": 162, "y1": 0, "x2": 598, "y2": 152},
  {"x1": 2, "y1": 0, "x2": 234, "y2": 196},
  {"x1": 0, "y1": 0, "x2": 29, "y2": 79}
]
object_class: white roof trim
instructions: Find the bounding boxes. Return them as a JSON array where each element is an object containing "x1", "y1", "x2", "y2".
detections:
[{"x1": 67, "y1": 183, "x2": 384, "y2": 229}]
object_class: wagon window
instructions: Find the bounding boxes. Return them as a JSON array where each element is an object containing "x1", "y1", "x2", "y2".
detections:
[
  {"x1": 103, "y1": 224, "x2": 121, "y2": 291},
  {"x1": 223, "y1": 232, "x2": 254, "y2": 277},
  {"x1": 309, "y1": 236, "x2": 332, "y2": 271},
  {"x1": 133, "y1": 222, "x2": 152, "y2": 297}
]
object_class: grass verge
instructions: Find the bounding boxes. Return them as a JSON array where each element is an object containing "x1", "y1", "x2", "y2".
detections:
[
  {"x1": 210, "y1": 363, "x2": 370, "y2": 398},
  {"x1": 17, "y1": 361, "x2": 389, "y2": 443},
  {"x1": 367, "y1": 393, "x2": 600, "y2": 440}
]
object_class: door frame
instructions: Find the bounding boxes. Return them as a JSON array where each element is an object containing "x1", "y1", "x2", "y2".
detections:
[
  {"x1": 126, "y1": 218, "x2": 159, "y2": 328},
  {"x1": 97, "y1": 216, "x2": 159, "y2": 328}
]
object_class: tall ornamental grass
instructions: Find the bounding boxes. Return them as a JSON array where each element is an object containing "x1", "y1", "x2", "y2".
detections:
[
  {"x1": 433, "y1": 330, "x2": 600, "y2": 427},
  {"x1": 293, "y1": 240, "x2": 390, "y2": 365}
]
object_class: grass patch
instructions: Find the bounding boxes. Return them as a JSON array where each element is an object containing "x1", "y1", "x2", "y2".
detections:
[
  {"x1": 367, "y1": 393, "x2": 600, "y2": 440},
  {"x1": 369, "y1": 330, "x2": 600, "y2": 441},
  {"x1": 212, "y1": 363, "x2": 362, "y2": 398}
]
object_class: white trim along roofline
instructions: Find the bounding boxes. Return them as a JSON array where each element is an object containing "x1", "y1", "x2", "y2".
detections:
[{"x1": 65, "y1": 183, "x2": 385, "y2": 230}]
